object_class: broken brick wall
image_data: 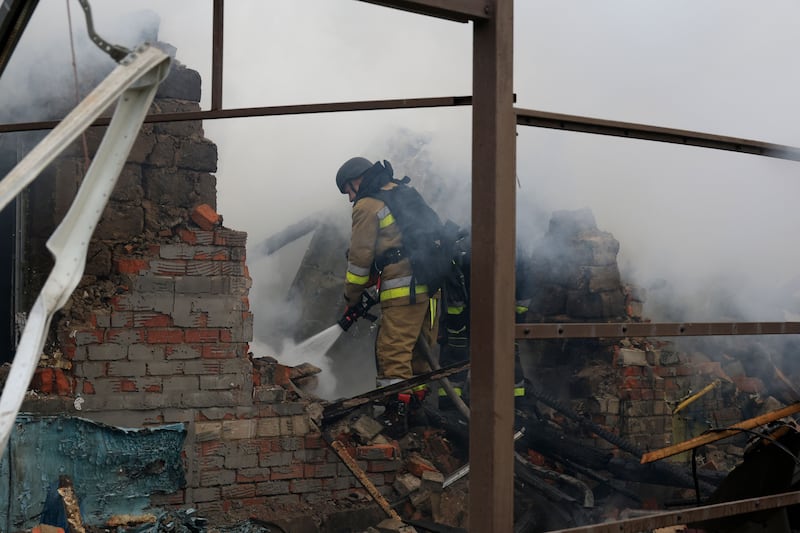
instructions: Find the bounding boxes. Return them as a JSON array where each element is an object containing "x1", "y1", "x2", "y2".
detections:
[
  {"x1": 10, "y1": 55, "x2": 402, "y2": 524},
  {"x1": 520, "y1": 208, "x2": 753, "y2": 463}
]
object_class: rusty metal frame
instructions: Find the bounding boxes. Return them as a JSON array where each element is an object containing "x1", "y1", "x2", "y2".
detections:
[
  {"x1": 548, "y1": 490, "x2": 800, "y2": 533},
  {"x1": 2, "y1": 0, "x2": 800, "y2": 531},
  {"x1": 359, "y1": 0, "x2": 490, "y2": 22},
  {"x1": 516, "y1": 107, "x2": 800, "y2": 163},
  {"x1": 469, "y1": 2, "x2": 516, "y2": 531},
  {"x1": 516, "y1": 321, "x2": 800, "y2": 339}
]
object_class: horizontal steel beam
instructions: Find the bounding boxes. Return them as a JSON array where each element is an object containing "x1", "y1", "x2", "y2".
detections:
[
  {"x1": 516, "y1": 321, "x2": 800, "y2": 339},
  {"x1": 0, "y1": 95, "x2": 474, "y2": 133},
  {"x1": 516, "y1": 107, "x2": 800, "y2": 163},
  {"x1": 358, "y1": 0, "x2": 489, "y2": 22},
  {"x1": 547, "y1": 490, "x2": 800, "y2": 533}
]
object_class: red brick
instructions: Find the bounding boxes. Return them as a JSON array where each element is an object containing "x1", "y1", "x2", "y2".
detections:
[
  {"x1": 62, "y1": 344, "x2": 76, "y2": 360},
  {"x1": 356, "y1": 444, "x2": 398, "y2": 460},
  {"x1": 54, "y1": 369, "x2": 72, "y2": 395},
  {"x1": 178, "y1": 228, "x2": 197, "y2": 245},
  {"x1": 406, "y1": 453, "x2": 438, "y2": 478},
  {"x1": 147, "y1": 329, "x2": 184, "y2": 343},
  {"x1": 191, "y1": 204, "x2": 221, "y2": 231},
  {"x1": 82, "y1": 380, "x2": 95, "y2": 395},
  {"x1": 622, "y1": 377, "x2": 641, "y2": 389},
  {"x1": 152, "y1": 259, "x2": 186, "y2": 276},
  {"x1": 201, "y1": 344, "x2": 237, "y2": 359},
  {"x1": 274, "y1": 365, "x2": 291, "y2": 386},
  {"x1": 186, "y1": 329, "x2": 220, "y2": 343},
  {"x1": 367, "y1": 460, "x2": 400, "y2": 473},
  {"x1": 115, "y1": 258, "x2": 149, "y2": 274},
  {"x1": 237, "y1": 471, "x2": 270, "y2": 483},
  {"x1": 119, "y1": 379, "x2": 138, "y2": 392},
  {"x1": 106, "y1": 328, "x2": 145, "y2": 343},
  {"x1": 32, "y1": 368, "x2": 54, "y2": 394},
  {"x1": 271, "y1": 464, "x2": 304, "y2": 480},
  {"x1": 622, "y1": 366, "x2": 642, "y2": 377},
  {"x1": 144, "y1": 384, "x2": 162, "y2": 393},
  {"x1": 199, "y1": 441, "x2": 225, "y2": 456},
  {"x1": 734, "y1": 376, "x2": 765, "y2": 394},
  {"x1": 240, "y1": 497, "x2": 268, "y2": 508},
  {"x1": 133, "y1": 313, "x2": 172, "y2": 328},
  {"x1": 305, "y1": 434, "x2": 325, "y2": 449}
]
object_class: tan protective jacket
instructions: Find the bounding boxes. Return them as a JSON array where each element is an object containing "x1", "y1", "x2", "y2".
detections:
[{"x1": 344, "y1": 182, "x2": 429, "y2": 308}]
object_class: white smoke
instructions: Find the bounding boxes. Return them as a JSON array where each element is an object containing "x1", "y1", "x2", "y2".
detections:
[{"x1": 7, "y1": 0, "x2": 800, "y2": 393}]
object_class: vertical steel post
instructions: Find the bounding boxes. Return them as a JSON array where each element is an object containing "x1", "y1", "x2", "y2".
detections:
[
  {"x1": 469, "y1": 0, "x2": 516, "y2": 531},
  {"x1": 211, "y1": 0, "x2": 224, "y2": 111}
]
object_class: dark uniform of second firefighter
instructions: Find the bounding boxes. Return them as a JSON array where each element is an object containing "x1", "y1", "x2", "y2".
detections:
[
  {"x1": 336, "y1": 156, "x2": 437, "y2": 390},
  {"x1": 438, "y1": 240, "x2": 530, "y2": 403}
]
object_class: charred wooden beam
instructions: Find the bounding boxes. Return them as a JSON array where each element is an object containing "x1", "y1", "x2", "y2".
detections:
[
  {"x1": 321, "y1": 361, "x2": 471, "y2": 423},
  {"x1": 641, "y1": 402, "x2": 800, "y2": 464},
  {"x1": 546, "y1": 490, "x2": 800, "y2": 533},
  {"x1": 256, "y1": 215, "x2": 321, "y2": 256}
]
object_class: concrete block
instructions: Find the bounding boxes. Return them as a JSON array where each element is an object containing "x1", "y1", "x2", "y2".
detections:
[
  {"x1": 619, "y1": 348, "x2": 648, "y2": 366},
  {"x1": 192, "y1": 487, "x2": 221, "y2": 503},
  {"x1": 200, "y1": 374, "x2": 243, "y2": 390},
  {"x1": 132, "y1": 275, "x2": 175, "y2": 293},
  {"x1": 289, "y1": 479, "x2": 323, "y2": 494},
  {"x1": 195, "y1": 421, "x2": 223, "y2": 442},
  {"x1": 272, "y1": 402, "x2": 306, "y2": 416},
  {"x1": 421, "y1": 470, "x2": 444, "y2": 493},
  {"x1": 165, "y1": 345, "x2": 202, "y2": 360},
  {"x1": 185, "y1": 260, "x2": 222, "y2": 276},
  {"x1": 87, "y1": 344, "x2": 127, "y2": 361},
  {"x1": 254, "y1": 385, "x2": 286, "y2": 404},
  {"x1": 199, "y1": 468, "x2": 236, "y2": 487},
  {"x1": 160, "y1": 244, "x2": 195, "y2": 260},
  {"x1": 260, "y1": 451, "x2": 293, "y2": 468},
  {"x1": 163, "y1": 375, "x2": 200, "y2": 392},
  {"x1": 352, "y1": 414, "x2": 384, "y2": 442},
  {"x1": 256, "y1": 481, "x2": 290, "y2": 496},
  {"x1": 257, "y1": 418, "x2": 281, "y2": 437},
  {"x1": 128, "y1": 343, "x2": 165, "y2": 361},
  {"x1": 224, "y1": 453, "x2": 258, "y2": 470},
  {"x1": 106, "y1": 361, "x2": 146, "y2": 377},
  {"x1": 393, "y1": 473, "x2": 421, "y2": 496},
  {"x1": 222, "y1": 419, "x2": 257, "y2": 440}
]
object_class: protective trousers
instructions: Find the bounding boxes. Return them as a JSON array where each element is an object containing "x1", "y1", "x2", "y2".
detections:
[{"x1": 376, "y1": 299, "x2": 437, "y2": 380}]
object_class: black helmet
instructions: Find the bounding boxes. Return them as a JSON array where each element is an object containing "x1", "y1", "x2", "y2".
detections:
[{"x1": 336, "y1": 157, "x2": 373, "y2": 193}]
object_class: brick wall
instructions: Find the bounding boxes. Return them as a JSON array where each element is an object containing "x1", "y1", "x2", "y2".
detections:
[{"x1": 17, "y1": 56, "x2": 401, "y2": 524}]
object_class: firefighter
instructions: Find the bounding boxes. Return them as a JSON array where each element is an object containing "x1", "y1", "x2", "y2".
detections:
[
  {"x1": 335, "y1": 156, "x2": 437, "y2": 391},
  {"x1": 438, "y1": 236, "x2": 530, "y2": 408}
]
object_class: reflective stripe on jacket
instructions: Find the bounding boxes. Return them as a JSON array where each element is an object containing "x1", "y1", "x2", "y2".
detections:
[{"x1": 344, "y1": 182, "x2": 429, "y2": 308}]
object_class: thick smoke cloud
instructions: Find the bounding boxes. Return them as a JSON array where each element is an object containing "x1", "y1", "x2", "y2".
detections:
[{"x1": 4, "y1": 1, "x2": 800, "y2": 396}]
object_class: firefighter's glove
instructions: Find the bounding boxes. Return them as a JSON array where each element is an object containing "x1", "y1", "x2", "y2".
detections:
[
  {"x1": 337, "y1": 290, "x2": 379, "y2": 331},
  {"x1": 337, "y1": 306, "x2": 361, "y2": 332}
]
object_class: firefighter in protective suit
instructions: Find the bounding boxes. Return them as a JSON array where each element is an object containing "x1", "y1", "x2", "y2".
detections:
[
  {"x1": 438, "y1": 234, "x2": 530, "y2": 407},
  {"x1": 336, "y1": 156, "x2": 437, "y2": 390}
]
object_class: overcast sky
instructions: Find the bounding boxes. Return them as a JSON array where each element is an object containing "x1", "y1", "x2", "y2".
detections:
[{"x1": 4, "y1": 0, "x2": 800, "y2": 327}]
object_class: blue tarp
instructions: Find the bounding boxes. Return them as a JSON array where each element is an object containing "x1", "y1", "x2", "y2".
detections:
[{"x1": 0, "y1": 415, "x2": 186, "y2": 530}]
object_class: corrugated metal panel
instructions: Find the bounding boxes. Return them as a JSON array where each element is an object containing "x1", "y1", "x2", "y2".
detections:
[{"x1": 0, "y1": 416, "x2": 185, "y2": 530}]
